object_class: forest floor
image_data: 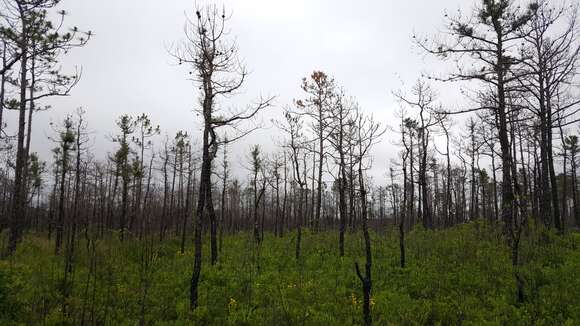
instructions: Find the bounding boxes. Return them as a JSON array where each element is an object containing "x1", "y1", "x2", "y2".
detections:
[{"x1": 1, "y1": 221, "x2": 579, "y2": 325}]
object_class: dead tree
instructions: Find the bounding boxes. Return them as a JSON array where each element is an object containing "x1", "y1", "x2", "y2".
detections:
[
  {"x1": 353, "y1": 111, "x2": 384, "y2": 326},
  {"x1": 62, "y1": 108, "x2": 90, "y2": 316},
  {"x1": 51, "y1": 115, "x2": 75, "y2": 255},
  {"x1": 395, "y1": 80, "x2": 441, "y2": 228},
  {"x1": 276, "y1": 110, "x2": 306, "y2": 259},
  {"x1": 218, "y1": 139, "x2": 229, "y2": 249},
  {"x1": 132, "y1": 114, "x2": 160, "y2": 237},
  {"x1": 564, "y1": 135, "x2": 580, "y2": 226},
  {"x1": 516, "y1": 0, "x2": 580, "y2": 231},
  {"x1": 416, "y1": 0, "x2": 536, "y2": 233},
  {"x1": 248, "y1": 145, "x2": 267, "y2": 244},
  {"x1": 170, "y1": 5, "x2": 272, "y2": 310},
  {"x1": 327, "y1": 90, "x2": 353, "y2": 256},
  {"x1": 112, "y1": 115, "x2": 135, "y2": 241},
  {"x1": 268, "y1": 153, "x2": 283, "y2": 237},
  {"x1": 296, "y1": 71, "x2": 335, "y2": 231},
  {"x1": 3, "y1": 0, "x2": 90, "y2": 255},
  {"x1": 438, "y1": 114, "x2": 454, "y2": 226}
]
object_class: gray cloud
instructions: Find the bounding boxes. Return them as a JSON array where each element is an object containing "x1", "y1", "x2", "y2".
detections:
[{"x1": 8, "y1": 0, "x2": 470, "y2": 185}]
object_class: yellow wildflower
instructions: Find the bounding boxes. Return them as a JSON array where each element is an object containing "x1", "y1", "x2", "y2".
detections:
[
  {"x1": 350, "y1": 293, "x2": 358, "y2": 306},
  {"x1": 228, "y1": 297, "x2": 237, "y2": 310}
]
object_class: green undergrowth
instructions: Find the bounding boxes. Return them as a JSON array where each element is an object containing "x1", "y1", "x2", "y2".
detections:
[{"x1": 1, "y1": 221, "x2": 579, "y2": 325}]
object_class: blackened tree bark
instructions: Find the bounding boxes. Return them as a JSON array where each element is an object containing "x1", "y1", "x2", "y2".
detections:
[
  {"x1": 171, "y1": 5, "x2": 272, "y2": 310},
  {"x1": 517, "y1": 0, "x2": 580, "y2": 231},
  {"x1": 53, "y1": 116, "x2": 75, "y2": 255},
  {"x1": 353, "y1": 111, "x2": 384, "y2": 326},
  {"x1": 4, "y1": 1, "x2": 90, "y2": 255},
  {"x1": 133, "y1": 114, "x2": 160, "y2": 237},
  {"x1": 395, "y1": 80, "x2": 441, "y2": 228},
  {"x1": 113, "y1": 115, "x2": 135, "y2": 242},
  {"x1": 249, "y1": 145, "x2": 267, "y2": 244},
  {"x1": 417, "y1": 0, "x2": 535, "y2": 233},
  {"x1": 565, "y1": 136, "x2": 580, "y2": 226},
  {"x1": 328, "y1": 90, "x2": 352, "y2": 256},
  {"x1": 297, "y1": 71, "x2": 335, "y2": 231},
  {"x1": 275, "y1": 110, "x2": 306, "y2": 260},
  {"x1": 218, "y1": 141, "x2": 228, "y2": 251}
]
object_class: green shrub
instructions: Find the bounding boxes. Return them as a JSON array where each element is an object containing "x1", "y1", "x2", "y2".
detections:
[{"x1": 1, "y1": 222, "x2": 579, "y2": 325}]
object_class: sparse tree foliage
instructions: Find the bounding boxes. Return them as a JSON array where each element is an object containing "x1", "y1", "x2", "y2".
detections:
[
  {"x1": 170, "y1": 4, "x2": 273, "y2": 309},
  {"x1": 0, "y1": 0, "x2": 579, "y2": 325}
]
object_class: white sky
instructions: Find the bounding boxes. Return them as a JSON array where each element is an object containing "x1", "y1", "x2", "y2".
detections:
[{"x1": 9, "y1": 0, "x2": 477, "y2": 186}]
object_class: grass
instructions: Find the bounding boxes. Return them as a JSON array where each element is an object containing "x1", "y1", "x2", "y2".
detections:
[{"x1": 1, "y1": 220, "x2": 579, "y2": 325}]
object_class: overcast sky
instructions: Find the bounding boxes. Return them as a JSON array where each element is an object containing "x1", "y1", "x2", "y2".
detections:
[{"x1": 13, "y1": 0, "x2": 474, "y2": 186}]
